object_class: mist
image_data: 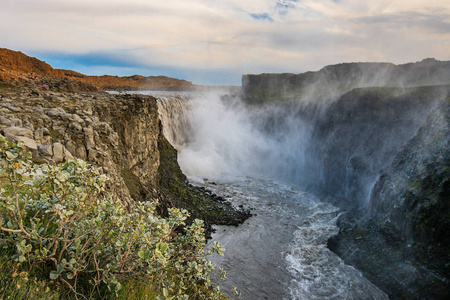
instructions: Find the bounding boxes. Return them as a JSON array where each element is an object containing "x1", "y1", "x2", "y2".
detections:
[
  {"x1": 157, "y1": 82, "x2": 448, "y2": 209},
  {"x1": 157, "y1": 91, "x2": 319, "y2": 190}
]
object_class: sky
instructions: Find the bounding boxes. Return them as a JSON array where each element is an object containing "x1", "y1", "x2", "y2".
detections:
[{"x1": 1, "y1": 0, "x2": 449, "y2": 85}]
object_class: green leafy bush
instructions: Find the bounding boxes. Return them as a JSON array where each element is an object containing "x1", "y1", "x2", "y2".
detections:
[{"x1": 0, "y1": 135, "x2": 227, "y2": 299}]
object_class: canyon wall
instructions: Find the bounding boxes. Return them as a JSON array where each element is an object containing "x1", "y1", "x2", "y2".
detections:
[
  {"x1": 241, "y1": 61, "x2": 450, "y2": 298},
  {"x1": 0, "y1": 86, "x2": 247, "y2": 233}
]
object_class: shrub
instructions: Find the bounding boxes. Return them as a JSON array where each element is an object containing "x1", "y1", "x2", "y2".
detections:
[{"x1": 0, "y1": 135, "x2": 226, "y2": 299}]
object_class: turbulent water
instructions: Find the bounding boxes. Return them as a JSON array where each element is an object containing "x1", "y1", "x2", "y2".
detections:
[{"x1": 151, "y1": 90, "x2": 388, "y2": 299}]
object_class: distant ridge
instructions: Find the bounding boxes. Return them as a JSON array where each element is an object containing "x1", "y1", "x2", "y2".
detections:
[
  {"x1": 242, "y1": 58, "x2": 450, "y2": 103},
  {"x1": 0, "y1": 48, "x2": 197, "y2": 91}
]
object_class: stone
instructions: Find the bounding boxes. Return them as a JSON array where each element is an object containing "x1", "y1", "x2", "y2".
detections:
[
  {"x1": 70, "y1": 114, "x2": 83, "y2": 123},
  {"x1": 2, "y1": 126, "x2": 34, "y2": 139},
  {"x1": 65, "y1": 140, "x2": 77, "y2": 156},
  {"x1": 46, "y1": 107, "x2": 66, "y2": 118},
  {"x1": 69, "y1": 122, "x2": 82, "y2": 131},
  {"x1": 52, "y1": 142, "x2": 64, "y2": 163},
  {"x1": 84, "y1": 127, "x2": 95, "y2": 149},
  {"x1": 76, "y1": 146, "x2": 87, "y2": 160},
  {"x1": 14, "y1": 136, "x2": 37, "y2": 150},
  {"x1": 64, "y1": 148, "x2": 74, "y2": 160},
  {"x1": 0, "y1": 116, "x2": 12, "y2": 126},
  {"x1": 87, "y1": 148, "x2": 97, "y2": 161},
  {"x1": 23, "y1": 120, "x2": 34, "y2": 131},
  {"x1": 38, "y1": 144, "x2": 53, "y2": 157},
  {"x1": 9, "y1": 118, "x2": 22, "y2": 127}
]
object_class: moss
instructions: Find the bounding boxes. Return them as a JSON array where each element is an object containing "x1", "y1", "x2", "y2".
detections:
[
  {"x1": 121, "y1": 168, "x2": 148, "y2": 202},
  {"x1": 47, "y1": 128, "x2": 61, "y2": 140},
  {"x1": 156, "y1": 131, "x2": 250, "y2": 234},
  {"x1": 31, "y1": 156, "x2": 47, "y2": 165}
]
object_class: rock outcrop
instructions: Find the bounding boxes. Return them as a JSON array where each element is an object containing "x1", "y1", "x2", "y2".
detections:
[
  {"x1": 371, "y1": 98, "x2": 450, "y2": 270},
  {"x1": 326, "y1": 97, "x2": 450, "y2": 299},
  {"x1": 0, "y1": 86, "x2": 248, "y2": 232},
  {"x1": 310, "y1": 86, "x2": 448, "y2": 205},
  {"x1": 241, "y1": 61, "x2": 450, "y2": 298}
]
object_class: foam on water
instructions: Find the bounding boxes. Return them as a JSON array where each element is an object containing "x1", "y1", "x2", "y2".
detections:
[{"x1": 146, "y1": 90, "x2": 388, "y2": 299}]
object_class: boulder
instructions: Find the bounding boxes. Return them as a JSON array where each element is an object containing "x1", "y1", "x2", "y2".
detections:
[
  {"x1": 38, "y1": 144, "x2": 53, "y2": 157},
  {"x1": 46, "y1": 107, "x2": 66, "y2": 118},
  {"x1": 2, "y1": 126, "x2": 34, "y2": 139},
  {"x1": 14, "y1": 136, "x2": 37, "y2": 150},
  {"x1": 52, "y1": 142, "x2": 64, "y2": 163}
]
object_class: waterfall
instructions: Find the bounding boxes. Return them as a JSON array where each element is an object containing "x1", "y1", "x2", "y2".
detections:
[{"x1": 156, "y1": 95, "x2": 192, "y2": 151}]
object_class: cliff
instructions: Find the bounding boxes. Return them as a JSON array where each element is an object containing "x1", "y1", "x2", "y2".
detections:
[
  {"x1": 0, "y1": 85, "x2": 248, "y2": 233},
  {"x1": 0, "y1": 48, "x2": 197, "y2": 91},
  {"x1": 242, "y1": 59, "x2": 450, "y2": 103},
  {"x1": 241, "y1": 61, "x2": 450, "y2": 298}
]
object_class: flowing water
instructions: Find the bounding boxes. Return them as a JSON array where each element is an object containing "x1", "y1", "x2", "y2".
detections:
[{"x1": 150, "y1": 90, "x2": 388, "y2": 299}]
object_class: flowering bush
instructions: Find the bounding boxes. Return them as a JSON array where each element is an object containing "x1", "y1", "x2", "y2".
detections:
[{"x1": 0, "y1": 135, "x2": 226, "y2": 299}]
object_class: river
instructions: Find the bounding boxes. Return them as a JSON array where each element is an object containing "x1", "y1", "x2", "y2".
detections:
[{"x1": 146, "y1": 90, "x2": 387, "y2": 299}]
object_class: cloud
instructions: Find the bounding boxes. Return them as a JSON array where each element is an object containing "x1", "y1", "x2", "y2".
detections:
[{"x1": 0, "y1": 0, "x2": 449, "y2": 85}]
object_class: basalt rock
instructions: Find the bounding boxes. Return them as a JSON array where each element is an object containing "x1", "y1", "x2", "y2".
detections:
[{"x1": 0, "y1": 86, "x2": 248, "y2": 233}]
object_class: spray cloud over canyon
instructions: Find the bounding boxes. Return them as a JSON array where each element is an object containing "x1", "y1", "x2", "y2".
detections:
[{"x1": 156, "y1": 59, "x2": 450, "y2": 299}]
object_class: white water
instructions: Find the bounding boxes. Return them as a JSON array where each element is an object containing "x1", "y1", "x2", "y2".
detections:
[{"x1": 151, "y1": 90, "x2": 387, "y2": 299}]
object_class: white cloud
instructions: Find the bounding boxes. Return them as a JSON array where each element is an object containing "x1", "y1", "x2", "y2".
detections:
[{"x1": 1, "y1": 0, "x2": 449, "y2": 84}]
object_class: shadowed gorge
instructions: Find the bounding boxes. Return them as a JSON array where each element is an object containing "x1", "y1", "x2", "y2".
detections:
[{"x1": 153, "y1": 60, "x2": 450, "y2": 299}]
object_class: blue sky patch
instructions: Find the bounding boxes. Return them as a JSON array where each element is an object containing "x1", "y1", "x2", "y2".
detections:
[{"x1": 249, "y1": 13, "x2": 274, "y2": 22}]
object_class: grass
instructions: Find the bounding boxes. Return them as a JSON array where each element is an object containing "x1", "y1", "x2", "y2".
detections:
[{"x1": 0, "y1": 250, "x2": 61, "y2": 300}]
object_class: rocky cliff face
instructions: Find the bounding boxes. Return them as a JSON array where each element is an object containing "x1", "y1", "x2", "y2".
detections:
[
  {"x1": 370, "y1": 98, "x2": 450, "y2": 267},
  {"x1": 310, "y1": 86, "x2": 448, "y2": 205},
  {"x1": 241, "y1": 61, "x2": 450, "y2": 298},
  {"x1": 0, "y1": 85, "x2": 248, "y2": 232},
  {"x1": 325, "y1": 96, "x2": 450, "y2": 299},
  {"x1": 0, "y1": 87, "x2": 160, "y2": 207}
]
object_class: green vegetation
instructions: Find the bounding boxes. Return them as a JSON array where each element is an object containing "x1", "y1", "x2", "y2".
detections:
[
  {"x1": 0, "y1": 135, "x2": 231, "y2": 299},
  {"x1": 156, "y1": 133, "x2": 249, "y2": 233}
]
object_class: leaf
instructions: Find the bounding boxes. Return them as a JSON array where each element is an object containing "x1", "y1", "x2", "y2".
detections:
[
  {"x1": 57, "y1": 263, "x2": 64, "y2": 274},
  {"x1": 115, "y1": 241, "x2": 123, "y2": 247},
  {"x1": 66, "y1": 272, "x2": 74, "y2": 280},
  {"x1": 49, "y1": 271, "x2": 59, "y2": 280},
  {"x1": 155, "y1": 249, "x2": 162, "y2": 258},
  {"x1": 5, "y1": 151, "x2": 14, "y2": 159},
  {"x1": 157, "y1": 242, "x2": 168, "y2": 252},
  {"x1": 163, "y1": 288, "x2": 168, "y2": 297},
  {"x1": 156, "y1": 296, "x2": 165, "y2": 300},
  {"x1": 19, "y1": 256, "x2": 26, "y2": 263},
  {"x1": 138, "y1": 251, "x2": 145, "y2": 259}
]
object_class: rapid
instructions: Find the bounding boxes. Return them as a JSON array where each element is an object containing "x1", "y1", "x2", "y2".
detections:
[{"x1": 152, "y1": 90, "x2": 388, "y2": 300}]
